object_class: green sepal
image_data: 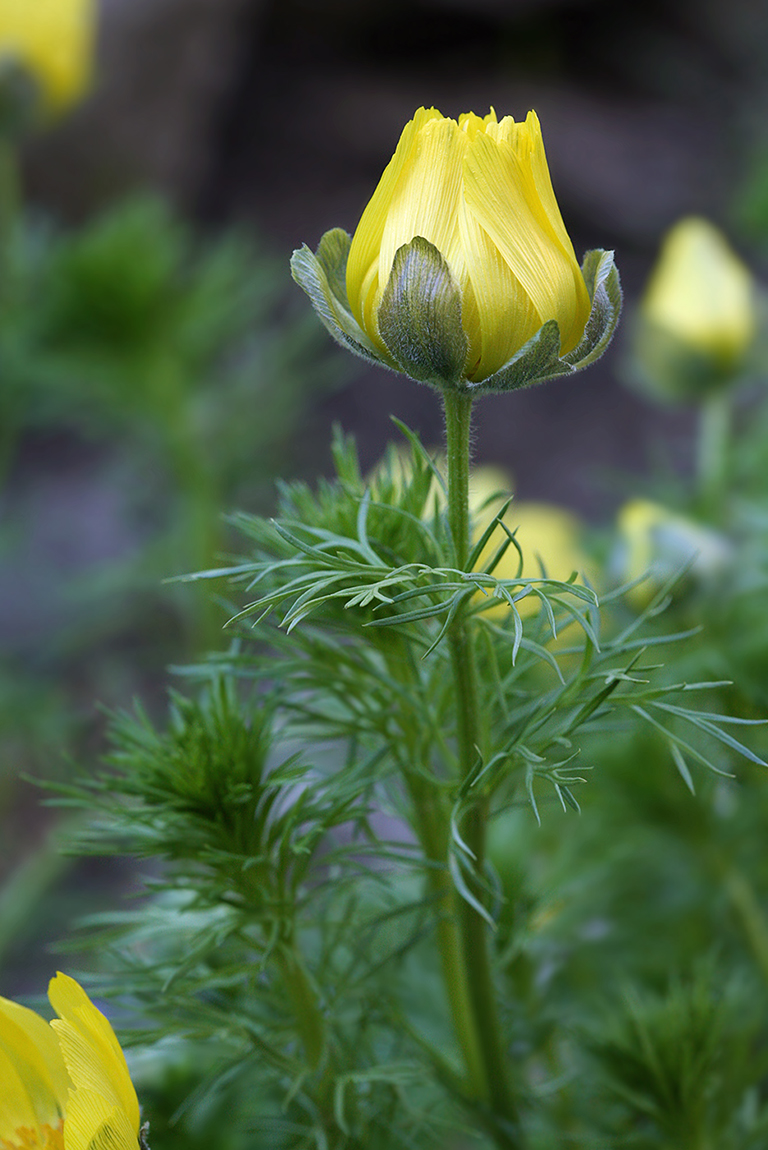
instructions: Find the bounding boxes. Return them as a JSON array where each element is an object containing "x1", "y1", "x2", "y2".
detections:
[
  {"x1": 377, "y1": 236, "x2": 469, "y2": 389},
  {"x1": 290, "y1": 228, "x2": 394, "y2": 369},
  {"x1": 468, "y1": 318, "x2": 570, "y2": 395},
  {"x1": 562, "y1": 248, "x2": 622, "y2": 370},
  {"x1": 467, "y1": 248, "x2": 622, "y2": 395},
  {"x1": 293, "y1": 237, "x2": 621, "y2": 395}
]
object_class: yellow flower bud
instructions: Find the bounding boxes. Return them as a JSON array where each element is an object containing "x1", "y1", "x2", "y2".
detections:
[
  {"x1": 347, "y1": 108, "x2": 590, "y2": 381},
  {"x1": 616, "y1": 498, "x2": 731, "y2": 607},
  {"x1": 292, "y1": 108, "x2": 621, "y2": 395},
  {"x1": 636, "y1": 217, "x2": 756, "y2": 397},
  {"x1": 470, "y1": 467, "x2": 594, "y2": 619},
  {"x1": 0, "y1": 0, "x2": 95, "y2": 116}
]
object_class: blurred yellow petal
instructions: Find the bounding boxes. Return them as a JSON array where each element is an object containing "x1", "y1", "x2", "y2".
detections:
[
  {"x1": 616, "y1": 498, "x2": 731, "y2": 608},
  {"x1": 475, "y1": 496, "x2": 593, "y2": 620},
  {"x1": 48, "y1": 976, "x2": 140, "y2": 1138},
  {"x1": 0, "y1": 0, "x2": 95, "y2": 112},
  {"x1": 468, "y1": 466, "x2": 514, "y2": 518},
  {"x1": 0, "y1": 1046, "x2": 43, "y2": 1140},
  {"x1": 641, "y1": 217, "x2": 755, "y2": 370}
]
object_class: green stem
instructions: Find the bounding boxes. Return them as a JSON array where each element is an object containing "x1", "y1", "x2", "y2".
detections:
[
  {"x1": 695, "y1": 392, "x2": 730, "y2": 518},
  {"x1": 442, "y1": 389, "x2": 519, "y2": 1138},
  {"x1": 381, "y1": 632, "x2": 487, "y2": 1098},
  {"x1": 0, "y1": 134, "x2": 20, "y2": 302},
  {"x1": 157, "y1": 356, "x2": 222, "y2": 651},
  {"x1": 723, "y1": 865, "x2": 768, "y2": 987},
  {"x1": 0, "y1": 823, "x2": 77, "y2": 970},
  {"x1": 274, "y1": 942, "x2": 327, "y2": 1070},
  {"x1": 444, "y1": 389, "x2": 473, "y2": 570},
  {"x1": 405, "y1": 755, "x2": 488, "y2": 1097}
]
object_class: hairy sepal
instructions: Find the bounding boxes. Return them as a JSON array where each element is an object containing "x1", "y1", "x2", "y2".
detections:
[
  {"x1": 291, "y1": 228, "x2": 393, "y2": 368},
  {"x1": 468, "y1": 249, "x2": 622, "y2": 395},
  {"x1": 377, "y1": 236, "x2": 469, "y2": 389}
]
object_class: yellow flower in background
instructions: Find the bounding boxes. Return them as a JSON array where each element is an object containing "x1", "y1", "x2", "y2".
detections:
[
  {"x1": 346, "y1": 108, "x2": 590, "y2": 381},
  {"x1": 292, "y1": 108, "x2": 621, "y2": 395},
  {"x1": 0, "y1": 0, "x2": 95, "y2": 113},
  {"x1": 616, "y1": 498, "x2": 731, "y2": 607},
  {"x1": 470, "y1": 467, "x2": 594, "y2": 618},
  {"x1": 639, "y1": 217, "x2": 756, "y2": 390},
  {"x1": 0, "y1": 973, "x2": 141, "y2": 1150}
]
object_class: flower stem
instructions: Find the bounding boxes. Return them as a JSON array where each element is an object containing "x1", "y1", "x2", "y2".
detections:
[
  {"x1": 405, "y1": 768, "x2": 487, "y2": 1090},
  {"x1": 379, "y1": 631, "x2": 487, "y2": 1097},
  {"x1": 442, "y1": 388, "x2": 519, "y2": 1140},
  {"x1": 723, "y1": 864, "x2": 768, "y2": 988},
  {"x1": 275, "y1": 941, "x2": 326, "y2": 1070},
  {"x1": 695, "y1": 391, "x2": 730, "y2": 518}
]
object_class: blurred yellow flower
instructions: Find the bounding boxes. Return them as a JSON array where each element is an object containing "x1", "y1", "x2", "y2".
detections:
[
  {"x1": 0, "y1": 973, "x2": 141, "y2": 1150},
  {"x1": 617, "y1": 498, "x2": 731, "y2": 607},
  {"x1": 470, "y1": 467, "x2": 593, "y2": 618},
  {"x1": 0, "y1": 0, "x2": 95, "y2": 113},
  {"x1": 641, "y1": 217, "x2": 756, "y2": 379}
]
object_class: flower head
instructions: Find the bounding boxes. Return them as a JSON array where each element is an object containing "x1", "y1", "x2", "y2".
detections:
[
  {"x1": 616, "y1": 498, "x2": 731, "y2": 606},
  {"x1": 0, "y1": 0, "x2": 95, "y2": 117},
  {"x1": 292, "y1": 106, "x2": 621, "y2": 395},
  {"x1": 0, "y1": 973, "x2": 141, "y2": 1150},
  {"x1": 634, "y1": 217, "x2": 756, "y2": 399}
]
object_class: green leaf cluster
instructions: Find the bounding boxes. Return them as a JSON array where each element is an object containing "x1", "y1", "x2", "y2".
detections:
[{"x1": 54, "y1": 428, "x2": 766, "y2": 1149}]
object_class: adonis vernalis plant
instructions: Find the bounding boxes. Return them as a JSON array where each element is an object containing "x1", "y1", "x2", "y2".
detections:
[{"x1": 38, "y1": 106, "x2": 768, "y2": 1150}]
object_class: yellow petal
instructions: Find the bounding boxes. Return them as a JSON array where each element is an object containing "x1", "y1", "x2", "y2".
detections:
[
  {"x1": 47, "y1": 977, "x2": 139, "y2": 1138},
  {"x1": 642, "y1": 217, "x2": 755, "y2": 366},
  {"x1": 376, "y1": 117, "x2": 469, "y2": 296},
  {"x1": 347, "y1": 108, "x2": 468, "y2": 343},
  {"x1": 519, "y1": 113, "x2": 582, "y2": 267},
  {"x1": 0, "y1": 998, "x2": 70, "y2": 1137},
  {"x1": 0, "y1": 0, "x2": 95, "y2": 110},
  {"x1": 0, "y1": 1046, "x2": 43, "y2": 1140},
  {"x1": 458, "y1": 109, "x2": 496, "y2": 140},
  {"x1": 458, "y1": 197, "x2": 540, "y2": 378},
  {"x1": 62, "y1": 1090, "x2": 137, "y2": 1150},
  {"x1": 462, "y1": 125, "x2": 589, "y2": 358},
  {"x1": 346, "y1": 108, "x2": 441, "y2": 329}
]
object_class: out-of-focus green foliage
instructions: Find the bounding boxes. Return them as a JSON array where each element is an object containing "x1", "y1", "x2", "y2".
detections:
[
  {"x1": 0, "y1": 192, "x2": 343, "y2": 981},
  {"x1": 1, "y1": 195, "x2": 339, "y2": 494}
]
